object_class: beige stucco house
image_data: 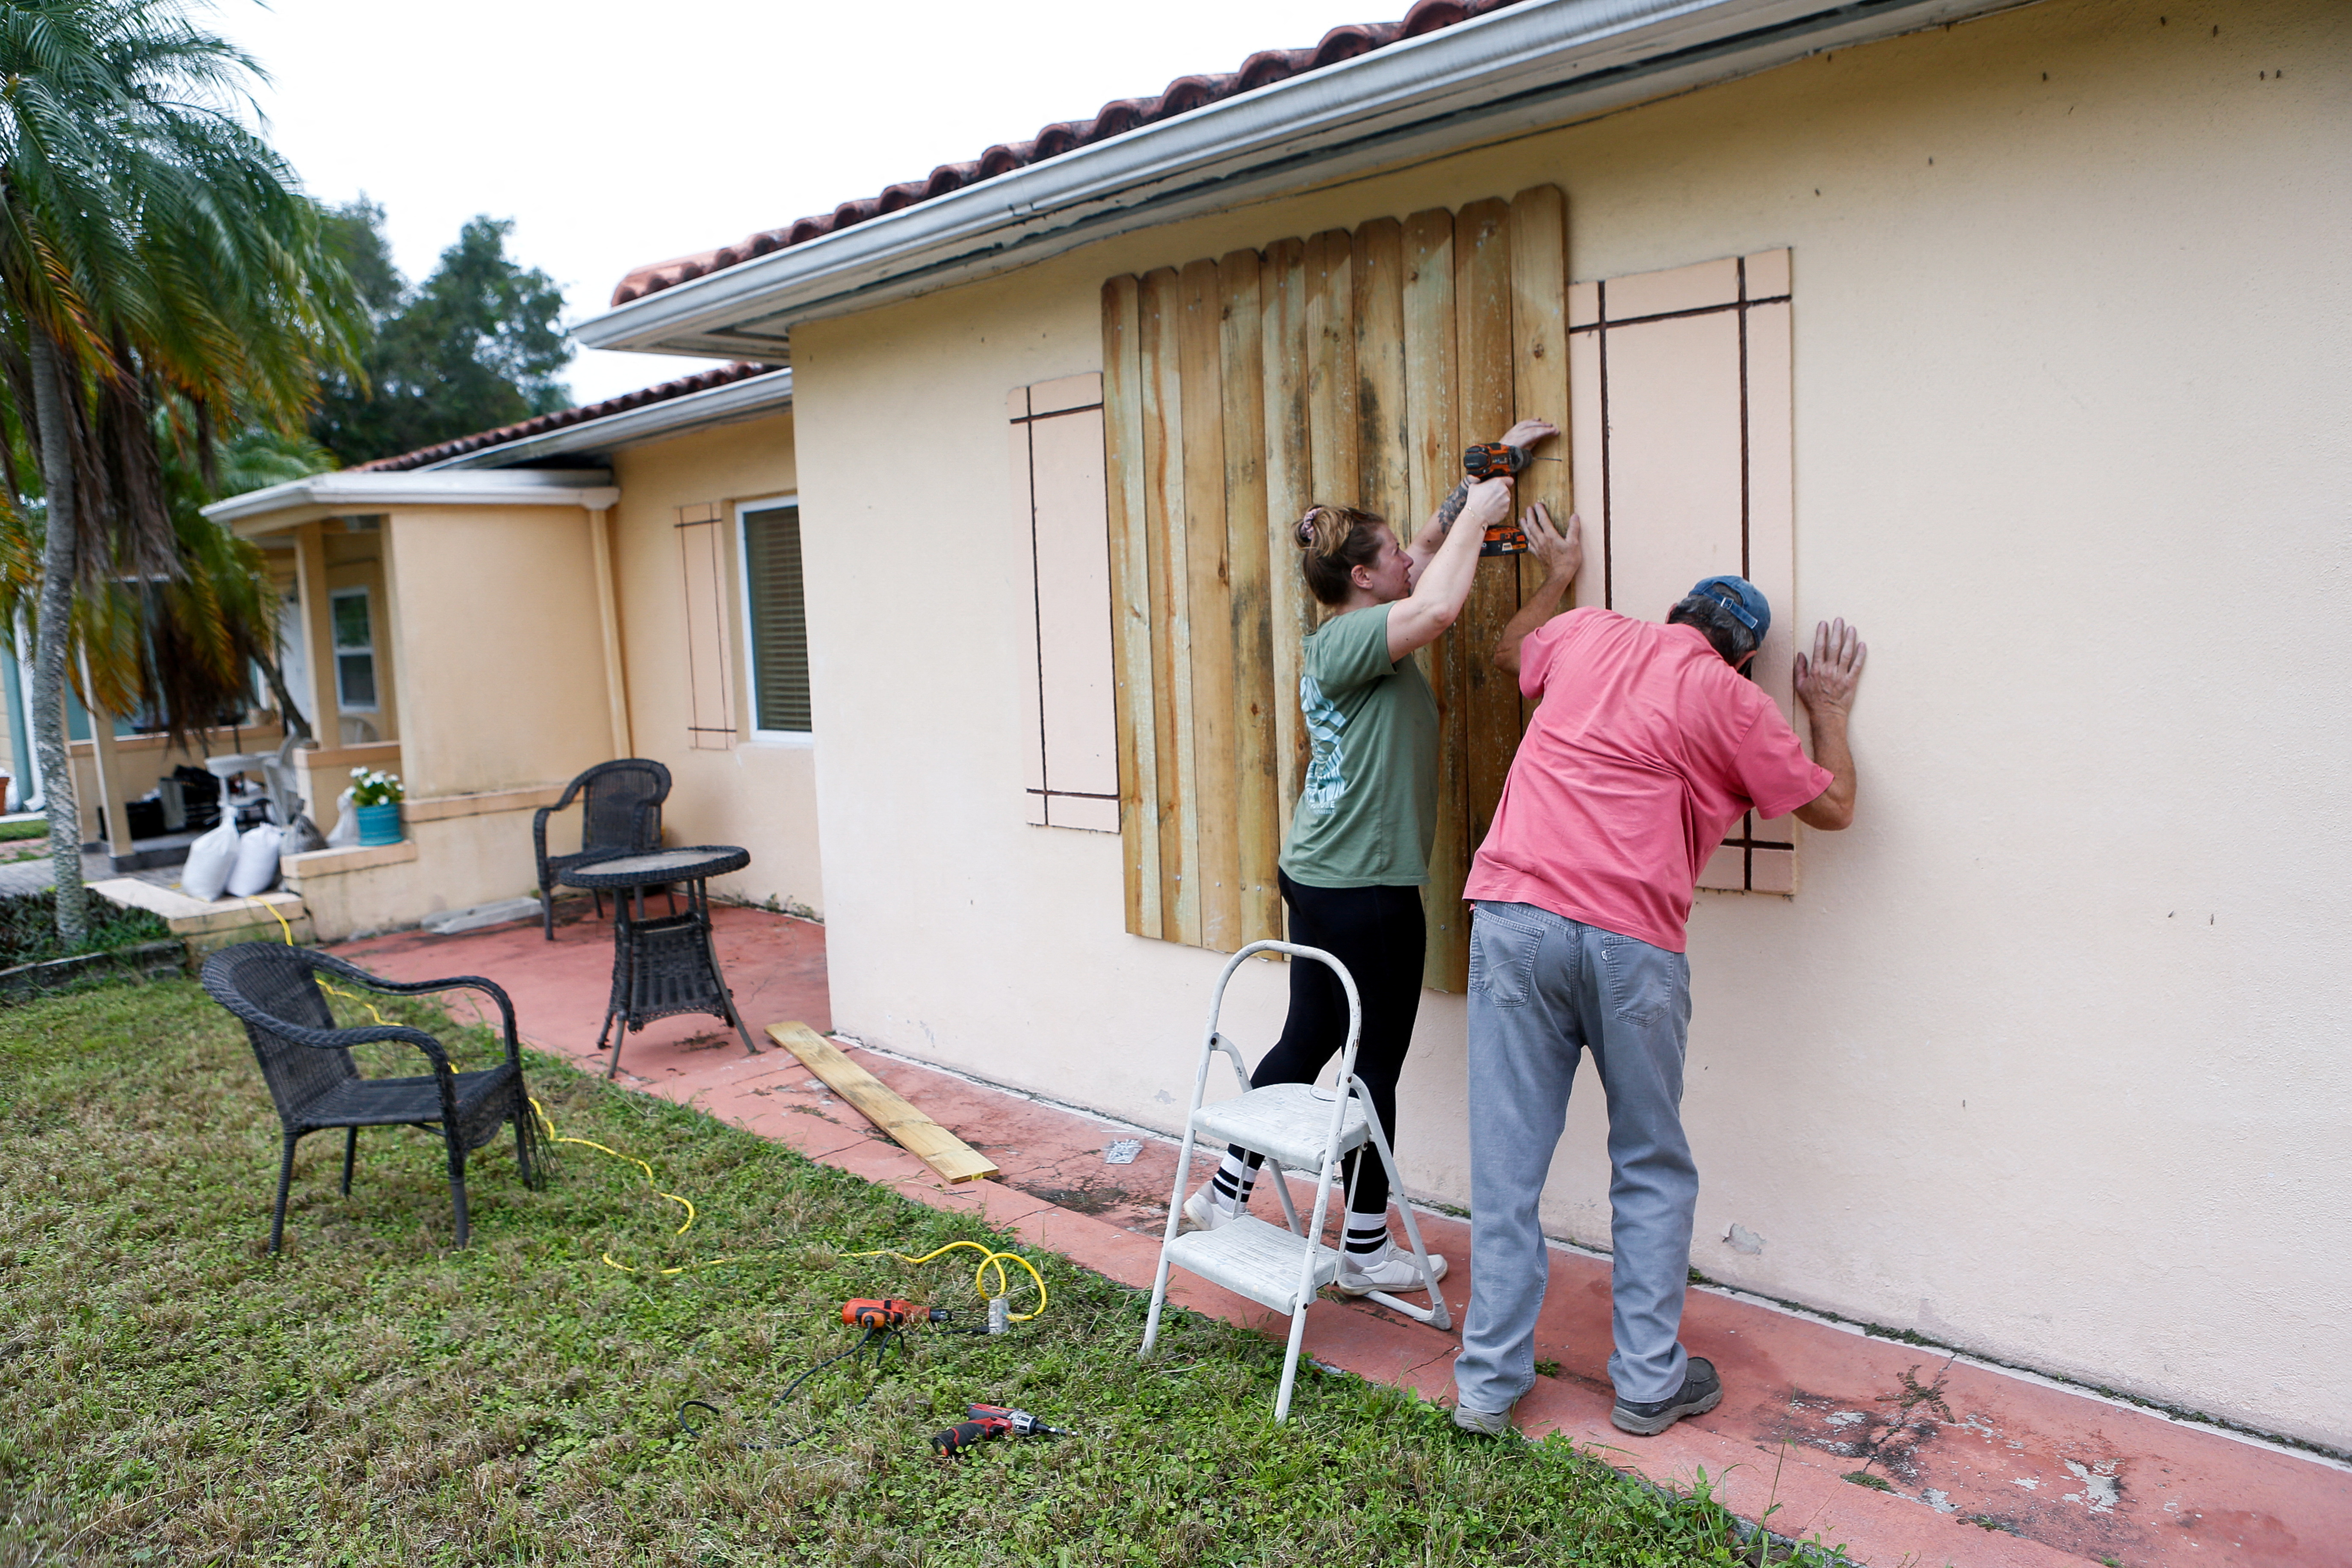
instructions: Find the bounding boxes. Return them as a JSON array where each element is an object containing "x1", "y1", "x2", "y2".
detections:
[{"x1": 209, "y1": 0, "x2": 2350, "y2": 1455}]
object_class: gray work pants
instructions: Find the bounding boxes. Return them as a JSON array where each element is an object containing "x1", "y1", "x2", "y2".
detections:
[{"x1": 1454, "y1": 900, "x2": 1696, "y2": 1411}]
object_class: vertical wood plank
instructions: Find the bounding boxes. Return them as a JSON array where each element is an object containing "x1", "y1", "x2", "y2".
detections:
[
  {"x1": 1510, "y1": 186, "x2": 1575, "y2": 644},
  {"x1": 1179, "y1": 257, "x2": 1240, "y2": 952},
  {"x1": 1102, "y1": 277, "x2": 1162, "y2": 936},
  {"x1": 1260, "y1": 237, "x2": 1315, "y2": 873},
  {"x1": 1351, "y1": 218, "x2": 1409, "y2": 529},
  {"x1": 1403, "y1": 207, "x2": 1470, "y2": 990},
  {"x1": 1455, "y1": 198, "x2": 1522, "y2": 923},
  {"x1": 1220, "y1": 249, "x2": 1282, "y2": 946},
  {"x1": 1303, "y1": 230, "x2": 1359, "y2": 511},
  {"x1": 1139, "y1": 267, "x2": 1199, "y2": 946}
]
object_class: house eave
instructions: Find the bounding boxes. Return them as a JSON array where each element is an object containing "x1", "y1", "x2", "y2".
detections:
[
  {"x1": 204, "y1": 470, "x2": 620, "y2": 537},
  {"x1": 575, "y1": 0, "x2": 2037, "y2": 360},
  {"x1": 421, "y1": 368, "x2": 792, "y2": 470}
]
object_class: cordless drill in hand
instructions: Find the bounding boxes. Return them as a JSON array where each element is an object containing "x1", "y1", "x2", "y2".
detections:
[
  {"x1": 1463, "y1": 443, "x2": 1537, "y2": 556},
  {"x1": 929, "y1": 1403, "x2": 1074, "y2": 1457}
]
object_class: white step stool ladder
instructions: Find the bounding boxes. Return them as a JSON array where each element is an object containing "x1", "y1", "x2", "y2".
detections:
[{"x1": 1139, "y1": 939, "x2": 1451, "y2": 1421}]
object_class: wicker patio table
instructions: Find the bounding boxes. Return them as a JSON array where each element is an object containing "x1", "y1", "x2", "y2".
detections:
[{"x1": 559, "y1": 846, "x2": 761, "y2": 1078}]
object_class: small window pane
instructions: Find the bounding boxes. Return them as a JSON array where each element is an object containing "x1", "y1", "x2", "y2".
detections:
[
  {"x1": 337, "y1": 653, "x2": 377, "y2": 710},
  {"x1": 742, "y1": 506, "x2": 811, "y2": 733},
  {"x1": 332, "y1": 592, "x2": 372, "y2": 651}
]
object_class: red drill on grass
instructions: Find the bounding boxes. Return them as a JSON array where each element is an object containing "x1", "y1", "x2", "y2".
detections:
[{"x1": 929, "y1": 1404, "x2": 1073, "y2": 1457}]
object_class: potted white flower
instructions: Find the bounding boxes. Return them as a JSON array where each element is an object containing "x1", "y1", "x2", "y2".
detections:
[{"x1": 350, "y1": 768, "x2": 405, "y2": 846}]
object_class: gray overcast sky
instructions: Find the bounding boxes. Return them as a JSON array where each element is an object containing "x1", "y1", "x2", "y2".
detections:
[{"x1": 212, "y1": 0, "x2": 1384, "y2": 407}]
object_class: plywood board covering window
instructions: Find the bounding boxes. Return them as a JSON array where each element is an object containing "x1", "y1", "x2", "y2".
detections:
[
  {"x1": 677, "y1": 502, "x2": 736, "y2": 750},
  {"x1": 1568, "y1": 249, "x2": 1798, "y2": 894},
  {"x1": 1008, "y1": 375, "x2": 1119, "y2": 832},
  {"x1": 740, "y1": 499, "x2": 813, "y2": 738},
  {"x1": 1101, "y1": 188, "x2": 1573, "y2": 988}
]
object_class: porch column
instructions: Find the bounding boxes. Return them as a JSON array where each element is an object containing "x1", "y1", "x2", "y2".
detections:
[
  {"x1": 293, "y1": 522, "x2": 337, "y2": 742},
  {"x1": 84, "y1": 697, "x2": 132, "y2": 856},
  {"x1": 588, "y1": 506, "x2": 633, "y2": 757}
]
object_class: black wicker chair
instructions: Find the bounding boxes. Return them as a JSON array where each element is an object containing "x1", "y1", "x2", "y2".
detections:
[
  {"x1": 199, "y1": 942, "x2": 546, "y2": 1252},
  {"x1": 533, "y1": 759, "x2": 671, "y2": 939}
]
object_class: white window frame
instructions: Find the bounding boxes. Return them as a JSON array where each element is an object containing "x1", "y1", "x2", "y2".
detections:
[
  {"x1": 329, "y1": 585, "x2": 380, "y2": 714},
  {"x1": 734, "y1": 493, "x2": 813, "y2": 746}
]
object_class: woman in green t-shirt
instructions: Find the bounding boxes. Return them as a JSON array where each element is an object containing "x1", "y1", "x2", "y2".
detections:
[{"x1": 1182, "y1": 419, "x2": 1560, "y2": 1296}]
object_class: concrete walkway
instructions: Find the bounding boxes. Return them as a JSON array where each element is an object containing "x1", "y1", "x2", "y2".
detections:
[{"x1": 331, "y1": 907, "x2": 2349, "y2": 1568}]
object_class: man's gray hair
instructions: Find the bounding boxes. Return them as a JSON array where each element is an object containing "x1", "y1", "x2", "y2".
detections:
[{"x1": 1666, "y1": 593, "x2": 1760, "y2": 667}]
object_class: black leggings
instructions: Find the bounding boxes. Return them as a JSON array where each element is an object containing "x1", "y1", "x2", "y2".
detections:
[{"x1": 1236, "y1": 871, "x2": 1426, "y2": 1215}]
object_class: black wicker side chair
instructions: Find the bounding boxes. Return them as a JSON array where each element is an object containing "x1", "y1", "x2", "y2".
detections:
[
  {"x1": 534, "y1": 758, "x2": 672, "y2": 939},
  {"x1": 199, "y1": 942, "x2": 547, "y2": 1252}
]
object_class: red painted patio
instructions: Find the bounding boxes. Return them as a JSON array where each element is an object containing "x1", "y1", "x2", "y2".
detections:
[{"x1": 333, "y1": 905, "x2": 2350, "y2": 1568}]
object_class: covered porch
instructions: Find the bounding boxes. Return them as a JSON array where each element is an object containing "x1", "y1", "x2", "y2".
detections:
[{"x1": 203, "y1": 469, "x2": 629, "y2": 939}]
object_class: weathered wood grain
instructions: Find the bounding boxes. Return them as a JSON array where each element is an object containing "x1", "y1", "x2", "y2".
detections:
[
  {"x1": 1260, "y1": 237, "x2": 1315, "y2": 862},
  {"x1": 1099, "y1": 277, "x2": 1160, "y2": 937},
  {"x1": 769, "y1": 1022, "x2": 1000, "y2": 1184},
  {"x1": 1303, "y1": 229, "x2": 1359, "y2": 514},
  {"x1": 1352, "y1": 217, "x2": 1409, "y2": 529},
  {"x1": 1402, "y1": 207, "x2": 1471, "y2": 990},
  {"x1": 1139, "y1": 267, "x2": 1199, "y2": 946},
  {"x1": 1179, "y1": 257, "x2": 1240, "y2": 952},
  {"x1": 1219, "y1": 249, "x2": 1283, "y2": 946},
  {"x1": 1454, "y1": 198, "x2": 1522, "y2": 912},
  {"x1": 1510, "y1": 186, "x2": 1574, "y2": 638}
]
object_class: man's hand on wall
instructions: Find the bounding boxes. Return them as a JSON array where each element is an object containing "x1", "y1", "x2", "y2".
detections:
[
  {"x1": 1793, "y1": 618, "x2": 1866, "y2": 720},
  {"x1": 1500, "y1": 417, "x2": 1559, "y2": 451},
  {"x1": 1522, "y1": 502, "x2": 1581, "y2": 585}
]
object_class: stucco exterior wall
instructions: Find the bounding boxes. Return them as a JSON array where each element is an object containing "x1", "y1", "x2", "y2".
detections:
[
  {"x1": 609, "y1": 412, "x2": 823, "y2": 917},
  {"x1": 382, "y1": 505, "x2": 616, "y2": 803},
  {"x1": 786, "y1": 0, "x2": 2348, "y2": 1446}
]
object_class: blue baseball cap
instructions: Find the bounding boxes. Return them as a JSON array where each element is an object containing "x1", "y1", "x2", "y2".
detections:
[{"x1": 1689, "y1": 575, "x2": 1770, "y2": 642}]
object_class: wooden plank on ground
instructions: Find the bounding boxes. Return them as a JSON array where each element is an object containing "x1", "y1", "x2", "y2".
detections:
[
  {"x1": 768, "y1": 1022, "x2": 1000, "y2": 1184},
  {"x1": 1454, "y1": 197, "x2": 1520, "y2": 992},
  {"x1": 1219, "y1": 248, "x2": 1283, "y2": 947},
  {"x1": 1140, "y1": 266, "x2": 1200, "y2": 946},
  {"x1": 1260, "y1": 236, "x2": 1315, "y2": 850},
  {"x1": 1403, "y1": 205, "x2": 1470, "y2": 991},
  {"x1": 1179, "y1": 256, "x2": 1240, "y2": 953}
]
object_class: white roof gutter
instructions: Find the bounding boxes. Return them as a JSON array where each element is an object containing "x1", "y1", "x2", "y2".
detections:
[
  {"x1": 422, "y1": 367, "x2": 792, "y2": 470},
  {"x1": 577, "y1": 0, "x2": 2034, "y2": 360},
  {"x1": 203, "y1": 469, "x2": 620, "y2": 536}
]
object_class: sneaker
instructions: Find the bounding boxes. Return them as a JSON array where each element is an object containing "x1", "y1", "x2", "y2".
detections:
[
  {"x1": 1179, "y1": 1184, "x2": 1241, "y2": 1234},
  {"x1": 1610, "y1": 1356, "x2": 1723, "y2": 1435},
  {"x1": 1333, "y1": 1240, "x2": 1448, "y2": 1296},
  {"x1": 1452, "y1": 1403, "x2": 1512, "y2": 1437}
]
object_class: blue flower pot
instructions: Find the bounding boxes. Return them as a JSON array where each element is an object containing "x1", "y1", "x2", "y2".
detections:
[{"x1": 355, "y1": 802, "x2": 402, "y2": 847}]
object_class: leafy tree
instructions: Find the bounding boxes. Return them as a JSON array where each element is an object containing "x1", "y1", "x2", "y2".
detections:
[
  {"x1": 0, "y1": 0, "x2": 361, "y2": 941},
  {"x1": 309, "y1": 206, "x2": 573, "y2": 465}
]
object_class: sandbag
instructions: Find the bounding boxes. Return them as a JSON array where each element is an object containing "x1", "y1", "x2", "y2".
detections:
[
  {"x1": 281, "y1": 813, "x2": 328, "y2": 856},
  {"x1": 182, "y1": 817, "x2": 241, "y2": 902},
  {"x1": 225, "y1": 823, "x2": 282, "y2": 898},
  {"x1": 323, "y1": 788, "x2": 358, "y2": 848}
]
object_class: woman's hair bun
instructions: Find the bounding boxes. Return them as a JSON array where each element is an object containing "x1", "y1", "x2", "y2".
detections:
[{"x1": 1294, "y1": 512, "x2": 1320, "y2": 548}]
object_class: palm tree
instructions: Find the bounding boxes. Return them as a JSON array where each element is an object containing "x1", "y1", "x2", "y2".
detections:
[{"x1": 0, "y1": 0, "x2": 360, "y2": 941}]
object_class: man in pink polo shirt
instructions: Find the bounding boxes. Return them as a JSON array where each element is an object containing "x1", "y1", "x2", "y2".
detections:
[{"x1": 1449, "y1": 505, "x2": 1866, "y2": 1440}]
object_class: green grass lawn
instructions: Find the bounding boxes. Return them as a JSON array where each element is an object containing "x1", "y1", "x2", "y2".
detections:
[
  {"x1": 0, "y1": 975, "x2": 1819, "y2": 1567},
  {"x1": 0, "y1": 819, "x2": 47, "y2": 843}
]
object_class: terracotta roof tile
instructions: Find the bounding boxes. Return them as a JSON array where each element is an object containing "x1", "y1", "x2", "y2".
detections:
[
  {"x1": 351, "y1": 361, "x2": 778, "y2": 472},
  {"x1": 610, "y1": 0, "x2": 1518, "y2": 307}
]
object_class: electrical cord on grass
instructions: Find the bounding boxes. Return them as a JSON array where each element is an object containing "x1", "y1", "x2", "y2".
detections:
[{"x1": 676, "y1": 1323, "x2": 904, "y2": 1449}]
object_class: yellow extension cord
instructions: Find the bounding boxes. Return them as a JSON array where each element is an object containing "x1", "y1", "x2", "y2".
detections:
[{"x1": 249, "y1": 897, "x2": 1048, "y2": 1320}]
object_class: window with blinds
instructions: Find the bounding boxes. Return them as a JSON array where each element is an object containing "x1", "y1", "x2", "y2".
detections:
[{"x1": 739, "y1": 499, "x2": 813, "y2": 737}]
